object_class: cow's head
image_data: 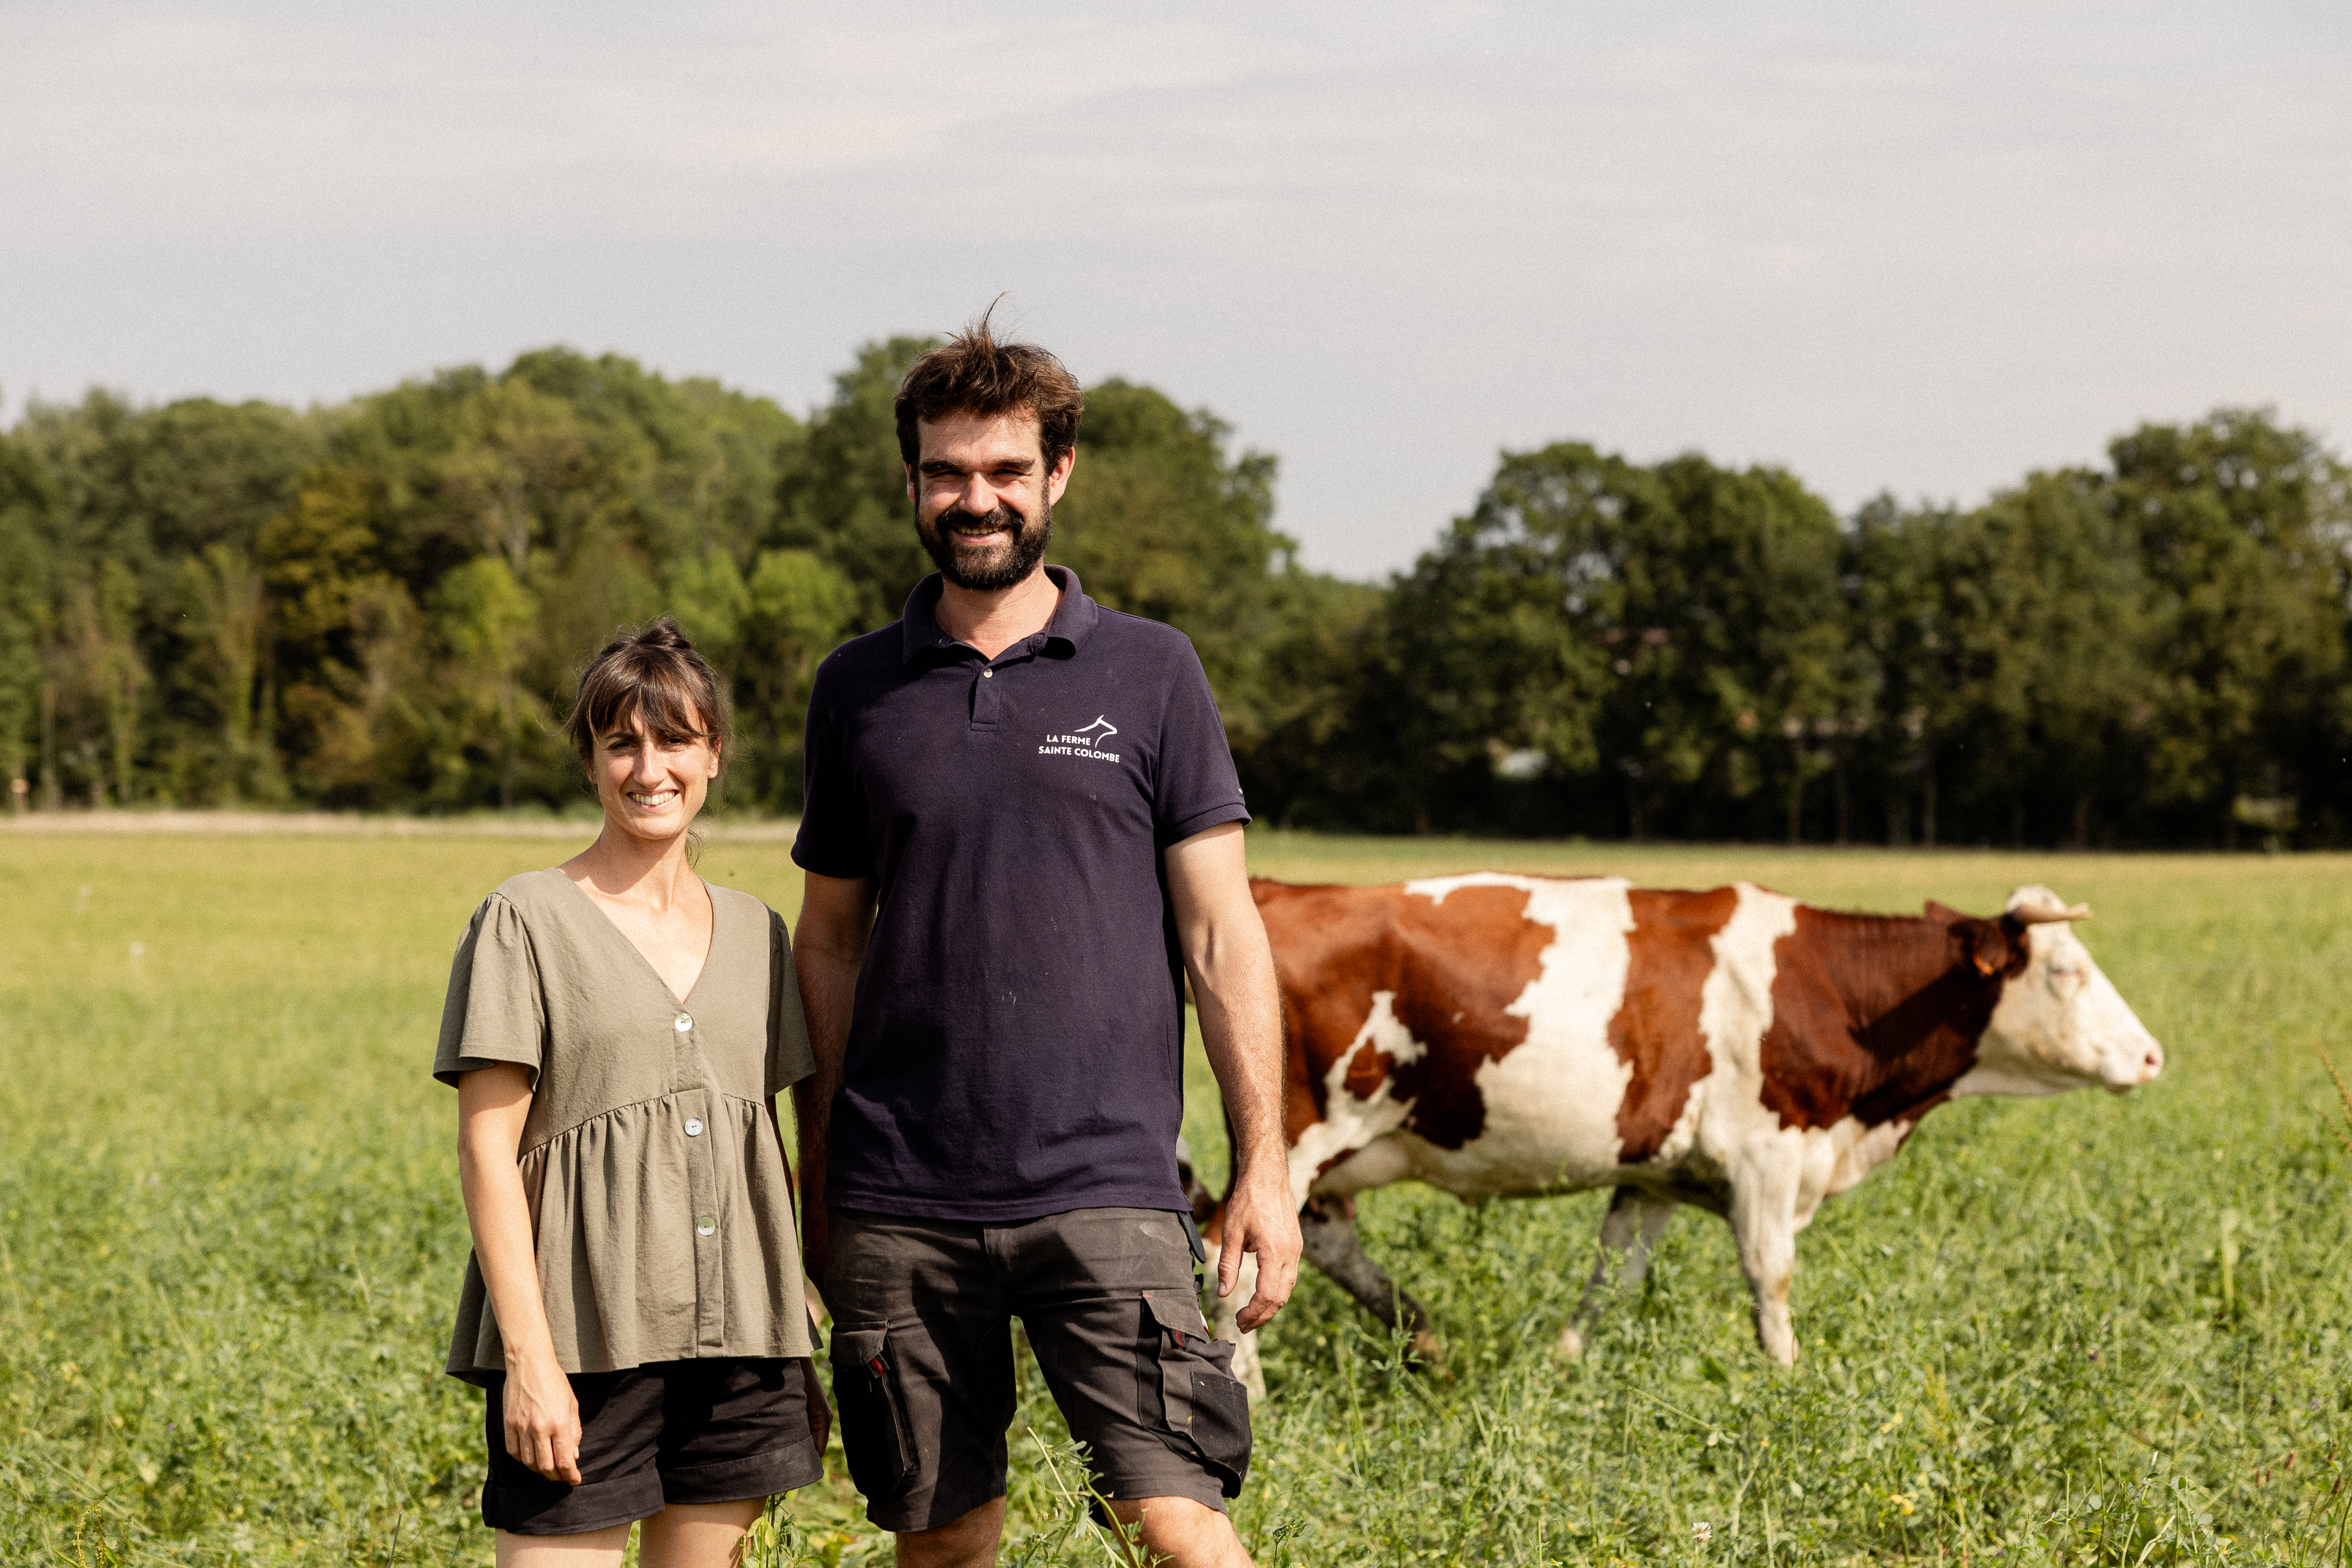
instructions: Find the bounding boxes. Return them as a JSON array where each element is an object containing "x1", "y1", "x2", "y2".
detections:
[{"x1": 1943, "y1": 886, "x2": 2164, "y2": 1097}]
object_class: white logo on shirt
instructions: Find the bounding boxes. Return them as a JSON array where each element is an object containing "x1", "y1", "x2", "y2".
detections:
[{"x1": 1040, "y1": 715, "x2": 1122, "y2": 763}]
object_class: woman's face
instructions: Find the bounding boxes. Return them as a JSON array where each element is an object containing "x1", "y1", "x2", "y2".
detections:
[{"x1": 593, "y1": 706, "x2": 721, "y2": 845}]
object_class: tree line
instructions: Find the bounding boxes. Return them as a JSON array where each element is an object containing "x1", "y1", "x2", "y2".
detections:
[{"x1": 3, "y1": 339, "x2": 2346, "y2": 848}]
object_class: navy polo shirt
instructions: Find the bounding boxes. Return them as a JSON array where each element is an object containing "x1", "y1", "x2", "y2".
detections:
[{"x1": 793, "y1": 566, "x2": 1251, "y2": 1221}]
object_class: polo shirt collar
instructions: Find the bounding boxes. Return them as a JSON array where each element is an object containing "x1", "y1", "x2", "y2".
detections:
[{"x1": 899, "y1": 565, "x2": 1101, "y2": 664}]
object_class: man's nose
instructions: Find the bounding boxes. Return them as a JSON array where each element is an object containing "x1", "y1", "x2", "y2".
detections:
[{"x1": 956, "y1": 474, "x2": 999, "y2": 515}]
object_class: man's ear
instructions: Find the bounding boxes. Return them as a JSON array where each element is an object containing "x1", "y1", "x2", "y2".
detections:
[
  {"x1": 905, "y1": 463, "x2": 918, "y2": 505},
  {"x1": 1046, "y1": 445, "x2": 1077, "y2": 505}
]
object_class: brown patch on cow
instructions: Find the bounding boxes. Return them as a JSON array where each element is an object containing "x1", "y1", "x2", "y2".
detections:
[
  {"x1": 1341, "y1": 1038, "x2": 1390, "y2": 1101},
  {"x1": 1758, "y1": 906, "x2": 2015, "y2": 1131},
  {"x1": 1252, "y1": 877, "x2": 1555, "y2": 1157},
  {"x1": 1608, "y1": 887, "x2": 1738, "y2": 1162}
]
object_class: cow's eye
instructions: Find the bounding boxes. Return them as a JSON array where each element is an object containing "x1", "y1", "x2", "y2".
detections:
[{"x1": 2049, "y1": 961, "x2": 2081, "y2": 980}]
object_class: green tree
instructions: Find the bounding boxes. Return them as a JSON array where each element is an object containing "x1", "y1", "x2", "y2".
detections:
[
  {"x1": 1844, "y1": 496, "x2": 1963, "y2": 846},
  {"x1": 0, "y1": 434, "x2": 59, "y2": 808},
  {"x1": 428, "y1": 556, "x2": 542, "y2": 810},
  {"x1": 773, "y1": 337, "x2": 940, "y2": 632},
  {"x1": 176, "y1": 546, "x2": 278, "y2": 802},
  {"x1": 1389, "y1": 444, "x2": 1858, "y2": 839},
  {"x1": 1939, "y1": 470, "x2": 2155, "y2": 848},
  {"x1": 1051, "y1": 381, "x2": 1292, "y2": 754},
  {"x1": 2109, "y1": 410, "x2": 2351, "y2": 845}
]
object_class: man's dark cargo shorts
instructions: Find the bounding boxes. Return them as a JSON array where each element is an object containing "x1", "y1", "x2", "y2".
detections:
[
  {"x1": 824, "y1": 1206, "x2": 1253, "y2": 1534},
  {"x1": 481, "y1": 1357, "x2": 821, "y2": 1535}
]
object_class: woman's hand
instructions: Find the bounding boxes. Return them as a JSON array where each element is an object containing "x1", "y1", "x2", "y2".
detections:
[
  {"x1": 458, "y1": 1064, "x2": 579, "y2": 1483},
  {"x1": 799, "y1": 1357, "x2": 832, "y2": 1453},
  {"x1": 504, "y1": 1349, "x2": 584, "y2": 1484}
]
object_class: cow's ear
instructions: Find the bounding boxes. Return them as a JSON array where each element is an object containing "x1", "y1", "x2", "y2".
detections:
[
  {"x1": 1925, "y1": 900, "x2": 1968, "y2": 925},
  {"x1": 1961, "y1": 917, "x2": 2016, "y2": 977}
]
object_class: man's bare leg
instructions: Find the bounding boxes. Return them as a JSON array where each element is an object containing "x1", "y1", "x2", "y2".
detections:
[
  {"x1": 1105, "y1": 1495, "x2": 1252, "y2": 1568},
  {"x1": 896, "y1": 1497, "x2": 1006, "y2": 1568}
]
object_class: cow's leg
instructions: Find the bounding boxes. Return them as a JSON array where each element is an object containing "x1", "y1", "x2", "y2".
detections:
[
  {"x1": 1728, "y1": 1156, "x2": 1804, "y2": 1367},
  {"x1": 1558, "y1": 1185, "x2": 1678, "y2": 1357},
  {"x1": 1298, "y1": 1197, "x2": 1436, "y2": 1356}
]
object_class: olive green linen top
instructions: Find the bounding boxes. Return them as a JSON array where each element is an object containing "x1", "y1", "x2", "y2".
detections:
[{"x1": 432, "y1": 869, "x2": 817, "y2": 1385}]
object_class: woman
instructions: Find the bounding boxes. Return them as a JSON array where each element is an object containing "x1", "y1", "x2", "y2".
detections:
[{"x1": 433, "y1": 619, "x2": 829, "y2": 1566}]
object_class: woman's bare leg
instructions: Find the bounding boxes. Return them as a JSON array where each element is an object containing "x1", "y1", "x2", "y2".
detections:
[
  {"x1": 638, "y1": 1498, "x2": 768, "y2": 1568},
  {"x1": 494, "y1": 1522, "x2": 630, "y2": 1568}
]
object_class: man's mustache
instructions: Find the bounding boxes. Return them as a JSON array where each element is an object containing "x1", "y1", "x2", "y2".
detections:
[{"x1": 934, "y1": 506, "x2": 1031, "y2": 540}]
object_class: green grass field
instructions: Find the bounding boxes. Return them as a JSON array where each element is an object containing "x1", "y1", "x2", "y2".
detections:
[{"x1": 3, "y1": 829, "x2": 2348, "y2": 1565}]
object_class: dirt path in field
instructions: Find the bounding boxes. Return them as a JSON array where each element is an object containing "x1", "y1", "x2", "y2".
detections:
[{"x1": 0, "y1": 810, "x2": 802, "y2": 842}]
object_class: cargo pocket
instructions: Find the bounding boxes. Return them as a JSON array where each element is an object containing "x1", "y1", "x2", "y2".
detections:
[
  {"x1": 830, "y1": 1328, "x2": 918, "y2": 1497},
  {"x1": 1141, "y1": 1291, "x2": 1253, "y2": 1496}
]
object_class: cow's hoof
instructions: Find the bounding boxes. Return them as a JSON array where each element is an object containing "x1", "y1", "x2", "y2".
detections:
[
  {"x1": 1558, "y1": 1325, "x2": 1586, "y2": 1359},
  {"x1": 1408, "y1": 1328, "x2": 1443, "y2": 1365}
]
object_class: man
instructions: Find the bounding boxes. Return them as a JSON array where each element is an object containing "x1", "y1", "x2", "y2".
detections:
[{"x1": 791, "y1": 313, "x2": 1302, "y2": 1568}]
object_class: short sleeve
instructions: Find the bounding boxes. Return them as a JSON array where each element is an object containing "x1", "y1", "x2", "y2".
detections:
[
  {"x1": 1153, "y1": 640, "x2": 1252, "y2": 847},
  {"x1": 766, "y1": 906, "x2": 817, "y2": 1096},
  {"x1": 791, "y1": 654, "x2": 876, "y2": 880},
  {"x1": 432, "y1": 894, "x2": 548, "y2": 1088}
]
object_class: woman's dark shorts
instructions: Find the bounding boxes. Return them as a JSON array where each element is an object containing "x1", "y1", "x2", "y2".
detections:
[
  {"x1": 825, "y1": 1206, "x2": 1253, "y2": 1534},
  {"x1": 482, "y1": 1357, "x2": 821, "y2": 1536}
]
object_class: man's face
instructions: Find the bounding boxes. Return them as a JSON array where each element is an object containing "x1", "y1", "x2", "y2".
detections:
[{"x1": 907, "y1": 408, "x2": 1076, "y2": 592}]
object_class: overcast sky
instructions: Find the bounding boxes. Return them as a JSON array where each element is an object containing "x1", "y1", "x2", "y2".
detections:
[{"x1": 3, "y1": 1, "x2": 2347, "y2": 578}]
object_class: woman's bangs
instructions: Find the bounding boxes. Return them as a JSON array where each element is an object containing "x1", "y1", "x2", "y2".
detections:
[{"x1": 588, "y1": 661, "x2": 707, "y2": 745}]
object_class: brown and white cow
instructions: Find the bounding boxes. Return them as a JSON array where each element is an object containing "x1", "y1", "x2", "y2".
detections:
[{"x1": 1198, "y1": 875, "x2": 2163, "y2": 1385}]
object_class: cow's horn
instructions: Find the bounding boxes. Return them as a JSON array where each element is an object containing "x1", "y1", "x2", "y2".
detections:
[{"x1": 2012, "y1": 900, "x2": 2092, "y2": 924}]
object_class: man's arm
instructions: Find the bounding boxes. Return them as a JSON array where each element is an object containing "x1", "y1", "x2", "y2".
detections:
[
  {"x1": 793, "y1": 869, "x2": 877, "y2": 1283},
  {"x1": 1164, "y1": 821, "x2": 1300, "y2": 1332}
]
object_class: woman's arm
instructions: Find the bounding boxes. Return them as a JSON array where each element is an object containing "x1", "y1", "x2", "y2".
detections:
[{"x1": 456, "y1": 1063, "x2": 580, "y2": 1485}]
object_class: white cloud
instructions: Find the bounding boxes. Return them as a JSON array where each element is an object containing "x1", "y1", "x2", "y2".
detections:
[{"x1": 2, "y1": 0, "x2": 2347, "y2": 574}]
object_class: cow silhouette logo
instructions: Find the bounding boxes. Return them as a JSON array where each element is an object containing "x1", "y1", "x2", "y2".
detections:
[{"x1": 1040, "y1": 715, "x2": 1123, "y2": 763}]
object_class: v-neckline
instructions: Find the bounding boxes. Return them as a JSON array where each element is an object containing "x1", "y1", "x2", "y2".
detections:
[{"x1": 554, "y1": 868, "x2": 718, "y2": 1009}]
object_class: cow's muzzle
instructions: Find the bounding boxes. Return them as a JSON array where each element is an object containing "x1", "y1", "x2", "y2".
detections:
[{"x1": 2105, "y1": 1039, "x2": 2165, "y2": 1092}]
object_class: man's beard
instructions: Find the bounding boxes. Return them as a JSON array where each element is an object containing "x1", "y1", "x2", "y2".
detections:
[{"x1": 917, "y1": 501, "x2": 1052, "y2": 591}]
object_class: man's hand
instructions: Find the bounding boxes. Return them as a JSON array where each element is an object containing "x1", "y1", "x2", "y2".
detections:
[
  {"x1": 1216, "y1": 1159, "x2": 1301, "y2": 1333},
  {"x1": 1164, "y1": 821, "x2": 1302, "y2": 1333}
]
